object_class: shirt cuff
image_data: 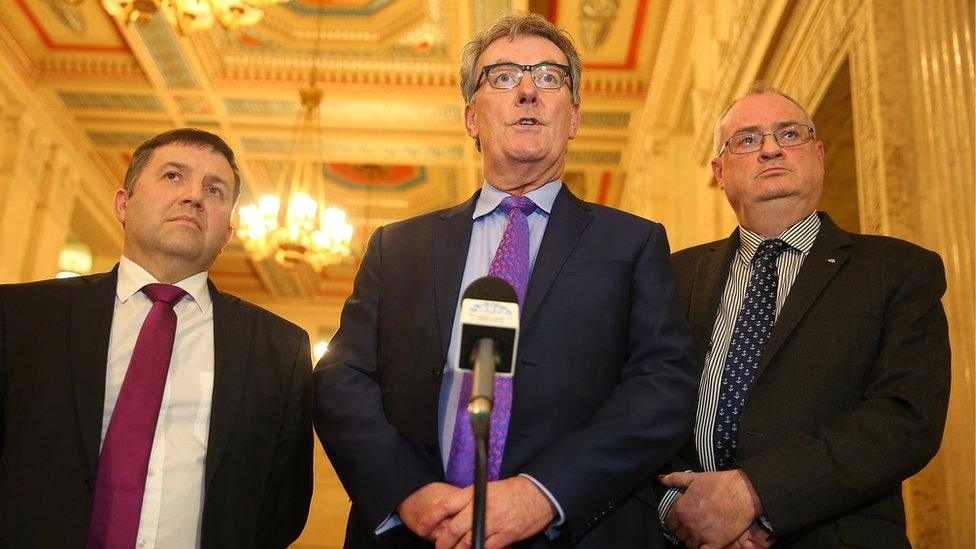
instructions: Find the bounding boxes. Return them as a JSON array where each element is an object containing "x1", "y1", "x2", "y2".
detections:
[
  {"x1": 518, "y1": 473, "x2": 566, "y2": 538},
  {"x1": 375, "y1": 512, "x2": 403, "y2": 535},
  {"x1": 658, "y1": 486, "x2": 684, "y2": 545}
]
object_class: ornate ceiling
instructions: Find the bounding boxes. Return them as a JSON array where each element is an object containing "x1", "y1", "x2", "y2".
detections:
[{"x1": 0, "y1": 0, "x2": 670, "y2": 305}]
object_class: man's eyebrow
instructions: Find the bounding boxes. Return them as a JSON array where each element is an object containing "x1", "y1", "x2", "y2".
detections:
[
  {"x1": 159, "y1": 161, "x2": 191, "y2": 172},
  {"x1": 204, "y1": 174, "x2": 230, "y2": 187},
  {"x1": 485, "y1": 59, "x2": 565, "y2": 66},
  {"x1": 158, "y1": 161, "x2": 229, "y2": 186},
  {"x1": 729, "y1": 120, "x2": 807, "y2": 134}
]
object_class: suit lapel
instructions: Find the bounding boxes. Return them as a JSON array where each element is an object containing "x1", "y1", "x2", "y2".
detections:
[
  {"x1": 755, "y1": 214, "x2": 852, "y2": 379},
  {"x1": 521, "y1": 185, "x2": 591, "y2": 332},
  {"x1": 432, "y1": 194, "x2": 477, "y2": 361},
  {"x1": 205, "y1": 281, "x2": 251, "y2": 487},
  {"x1": 69, "y1": 269, "x2": 118, "y2": 477},
  {"x1": 690, "y1": 234, "x2": 738, "y2": 363}
]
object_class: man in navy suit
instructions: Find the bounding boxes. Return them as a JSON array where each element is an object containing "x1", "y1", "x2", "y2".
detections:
[{"x1": 313, "y1": 13, "x2": 697, "y2": 548}]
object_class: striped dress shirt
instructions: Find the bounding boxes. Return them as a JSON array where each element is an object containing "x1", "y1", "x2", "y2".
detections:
[{"x1": 659, "y1": 211, "x2": 821, "y2": 539}]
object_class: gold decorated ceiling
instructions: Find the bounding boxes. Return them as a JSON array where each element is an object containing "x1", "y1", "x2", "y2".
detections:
[{"x1": 0, "y1": 0, "x2": 669, "y2": 304}]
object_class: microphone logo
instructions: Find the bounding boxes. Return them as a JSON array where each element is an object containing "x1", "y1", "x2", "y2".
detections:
[{"x1": 469, "y1": 300, "x2": 516, "y2": 318}]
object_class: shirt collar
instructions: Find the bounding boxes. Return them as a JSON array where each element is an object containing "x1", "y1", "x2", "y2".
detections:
[
  {"x1": 116, "y1": 255, "x2": 211, "y2": 314},
  {"x1": 472, "y1": 180, "x2": 563, "y2": 220},
  {"x1": 737, "y1": 211, "x2": 821, "y2": 263}
]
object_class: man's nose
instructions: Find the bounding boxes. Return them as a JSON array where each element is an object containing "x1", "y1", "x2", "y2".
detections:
[
  {"x1": 180, "y1": 182, "x2": 204, "y2": 207},
  {"x1": 758, "y1": 134, "x2": 785, "y2": 160},
  {"x1": 515, "y1": 72, "x2": 538, "y2": 105}
]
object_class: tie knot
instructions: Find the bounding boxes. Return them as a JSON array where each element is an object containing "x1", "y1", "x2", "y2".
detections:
[
  {"x1": 498, "y1": 195, "x2": 536, "y2": 216},
  {"x1": 754, "y1": 239, "x2": 787, "y2": 264},
  {"x1": 141, "y1": 283, "x2": 187, "y2": 307}
]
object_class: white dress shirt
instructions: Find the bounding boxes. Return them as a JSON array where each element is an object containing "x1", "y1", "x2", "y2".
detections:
[{"x1": 100, "y1": 256, "x2": 214, "y2": 549}]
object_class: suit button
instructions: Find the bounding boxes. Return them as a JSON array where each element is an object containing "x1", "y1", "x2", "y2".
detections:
[
  {"x1": 424, "y1": 442, "x2": 437, "y2": 457},
  {"x1": 84, "y1": 478, "x2": 93, "y2": 493},
  {"x1": 431, "y1": 367, "x2": 443, "y2": 381}
]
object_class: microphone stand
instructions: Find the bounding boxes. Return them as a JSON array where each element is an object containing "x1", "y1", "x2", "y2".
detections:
[{"x1": 468, "y1": 339, "x2": 496, "y2": 549}]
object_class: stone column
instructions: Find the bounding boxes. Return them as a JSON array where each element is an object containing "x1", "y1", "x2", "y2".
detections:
[
  {"x1": 0, "y1": 109, "x2": 49, "y2": 283},
  {"x1": 890, "y1": 1, "x2": 974, "y2": 546},
  {"x1": 23, "y1": 151, "x2": 81, "y2": 280}
]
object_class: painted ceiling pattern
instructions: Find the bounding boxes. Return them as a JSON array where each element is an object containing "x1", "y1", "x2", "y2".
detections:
[{"x1": 0, "y1": 0, "x2": 669, "y2": 301}]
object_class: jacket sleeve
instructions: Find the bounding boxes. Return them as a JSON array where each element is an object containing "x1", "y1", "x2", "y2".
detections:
[
  {"x1": 257, "y1": 332, "x2": 314, "y2": 547},
  {"x1": 312, "y1": 227, "x2": 440, "y2": 532}
]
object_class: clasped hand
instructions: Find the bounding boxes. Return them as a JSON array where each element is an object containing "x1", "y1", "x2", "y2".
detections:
[
  {"x1": 398, "y1": 477, "x2": 555, "y2": 549},
  {"x1": 660, "y1": 470, "x2": 774, "y2": 549}
]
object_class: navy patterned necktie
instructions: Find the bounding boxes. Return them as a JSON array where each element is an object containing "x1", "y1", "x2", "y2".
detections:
[{"x1": 713, "y1": 238, "x2": 787, "y2": 469}]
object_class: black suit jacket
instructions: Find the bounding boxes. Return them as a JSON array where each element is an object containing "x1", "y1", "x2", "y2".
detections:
[
  {"x1": 313, "y1": 185, "x2": 698, "y2": 548},
  {"x1": 655, "y1": 213, "x2": 950, "y2": 547},
  {"x1": 0, "y1": 268, "x2": 313, "y2": 548}
]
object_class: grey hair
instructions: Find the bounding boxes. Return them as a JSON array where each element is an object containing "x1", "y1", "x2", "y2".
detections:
[
  {"x1": 713, "y1": 82, "x2": 815, "y2": 155},
  {"x1": 459, "y1": 13, "x2": 582, "y2": 105}
]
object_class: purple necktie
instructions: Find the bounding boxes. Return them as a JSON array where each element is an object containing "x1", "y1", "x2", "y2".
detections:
[
  {"x1": 446, "y1": 195, "x2": 535, "y2": 486},
  {"x1": 87, "y1": 283, "x2": 186, "y2": 549}
]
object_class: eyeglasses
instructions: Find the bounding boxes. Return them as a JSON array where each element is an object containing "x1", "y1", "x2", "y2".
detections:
[
  {"x1": 719, "y1": 124, "x2": 815, "y2": 155},
  {"x1": 476, "y1": 62, "x2": 572, "y2": 92}
]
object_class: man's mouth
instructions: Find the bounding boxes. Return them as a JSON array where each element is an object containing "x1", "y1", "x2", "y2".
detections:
[
  {"x1": 516, "y1": 118, "x2": 540, "y2": 126},
  {"x1": 758, "y1": 166, "x2": 790, "y2": 177},
  {"x1": 171, "y1": 215, "x2": 201, "y2": 229}
]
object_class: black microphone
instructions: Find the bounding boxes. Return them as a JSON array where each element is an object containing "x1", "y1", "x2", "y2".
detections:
[{"x1": 457, "y1": 276, "x2": 520, "y2": 436}]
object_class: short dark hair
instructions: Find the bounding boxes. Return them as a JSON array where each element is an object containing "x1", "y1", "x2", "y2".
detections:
[{"x1": 123, "y1": 128, "x2": 242, "y2": 203}]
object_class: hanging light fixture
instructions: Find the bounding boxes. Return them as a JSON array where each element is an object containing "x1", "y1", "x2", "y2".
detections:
[
  {"x1": 237, "y1": 19, "x2": 354, "y2": 272},
  {"x1": 76, "y1": 0, "x2": 286, "y2": 34}
]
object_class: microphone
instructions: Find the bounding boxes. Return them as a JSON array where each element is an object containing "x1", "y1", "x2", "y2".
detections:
[{"x1": 457, "y1": 276, "x2": 520, "y2": 436}]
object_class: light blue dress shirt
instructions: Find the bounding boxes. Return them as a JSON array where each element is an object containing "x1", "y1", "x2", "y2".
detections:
[{"x1": 436, "y1": 180, "x2": 561, "y2": 466}]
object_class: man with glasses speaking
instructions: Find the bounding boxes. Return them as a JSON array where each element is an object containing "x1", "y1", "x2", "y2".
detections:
[
  {"x1": 314, "y1": 13, "x2": 697, "y2": 549},
  {"x1": 653, "y1": 83, "x2": 951, "y2": 547}
]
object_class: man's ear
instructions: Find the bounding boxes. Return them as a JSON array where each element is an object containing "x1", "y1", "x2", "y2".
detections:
[
  {"x1": 711, "y1": 158, "x2": 725, "y2": 189},
  {"x1": 114, "y1": 189, "x2": 129, "y2": 226},
  {"x1": 568, "y1": 102, "x2": 581, "y2": 139},
  {"x1": 222, "y1": 225, "x2": 234, "y2": 250},
  {"x1": 464, "y1": 103, "x2": 478, "y2": 139}
]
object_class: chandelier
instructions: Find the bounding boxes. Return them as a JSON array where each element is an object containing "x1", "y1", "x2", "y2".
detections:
[
  {"x1": 237, "y1": 82, "x2": 354, "y2": 272},
  {"x1": 86, "y1": 0, "x2": 286, "y2": 33}
]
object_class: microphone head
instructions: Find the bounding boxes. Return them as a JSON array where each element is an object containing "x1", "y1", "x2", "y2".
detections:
[
  {"x1": 462, "y1": 276, "x2": 517, "y2": 304},
  {"x1": 458, "y1": 276, "x2": 520, "y2": 376}
]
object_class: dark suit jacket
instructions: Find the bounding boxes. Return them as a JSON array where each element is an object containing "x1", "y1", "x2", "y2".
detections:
[
  {"x1": 654, "y1": 213, "x2": 950, "y2": 548},
  {"x1": 0, "y1": 268, "x2": 313, "y2": 548},
  {"x1": 313, "y1": 185, "x2": 698, "y2": 548}
]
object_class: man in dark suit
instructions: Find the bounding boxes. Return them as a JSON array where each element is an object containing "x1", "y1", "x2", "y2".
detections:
[
  {"x1": 313, "y1": 14, "x2": 697, "y2": 549},
  {"x1": 0, "y1": 129, "x2": 313, "y2": 548},
  {"x1": 655, "y1": 83, "x2": 951, "y2": 548}
]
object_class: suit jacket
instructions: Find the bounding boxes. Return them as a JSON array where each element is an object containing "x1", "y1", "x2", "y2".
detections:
[
  {"x1": 313, "y1": 185, "x2": 698, "y2": 548},
  {"x1": 654, "y1": 213, "x2": 950, "y2": 548},
  {"x1": 0, "y1": 268, "x2": 313, "y2": 548}
]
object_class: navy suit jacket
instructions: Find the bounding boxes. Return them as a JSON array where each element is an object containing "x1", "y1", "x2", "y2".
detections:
[
  {"x1": 314, "y1": 185, "x2": 697, "y2": 547},
  {"x1": 0, "y1": 269, "x2": 313, "y2": 548}
]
